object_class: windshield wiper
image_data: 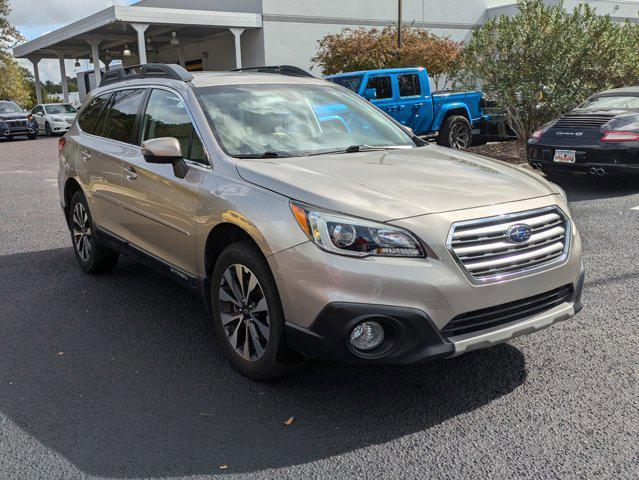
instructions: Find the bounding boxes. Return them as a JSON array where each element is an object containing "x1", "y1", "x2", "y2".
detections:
[
  {"x1": 235, "y1": 151, "x2": 293, "y2": 159},
  {"x1": 307, "y1": 145, "x2": 407, "y2": 156}
]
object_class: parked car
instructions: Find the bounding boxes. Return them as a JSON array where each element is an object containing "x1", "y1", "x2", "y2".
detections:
[
  {"x1": 31, "y1": 103, "x2": 78, "y2": 136},
  {"x1": 59, "y1": 64, "x2": 584, "y2": 381},
  {"x1": 528, "y1": 86, "x2": 639, "y2": 176},
  {"x1": 0, "y1": 100, "x2": 38, "y2": 140},
  {"x1": 326, "y1": 67, "x2": 493, "y2": 149}
]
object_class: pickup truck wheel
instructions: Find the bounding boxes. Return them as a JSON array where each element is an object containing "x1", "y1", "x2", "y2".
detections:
[
  {"x1": 211, "y1": 241, "x2": 301, "y2": 381},
  {"x1": 438, "y1": 115, "x2": 472, "y2": 150}
]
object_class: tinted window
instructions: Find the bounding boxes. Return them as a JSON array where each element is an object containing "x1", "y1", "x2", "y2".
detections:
[
  {"x1": 366, "y1": 76, "x2": 393, "y2": 100},
  {"x1": 141, "y1": 89, "x2": 206, "y2": 164},
  {"x1": 331, "y1": 75, "x2": 363, "y2": 93},
  {"x1": 77, "y1": 94, "x2": 110, "y2": 134},
  {"x1": 398, "y1": 74, "x2": 421, "y2": 97},
  {"x1": 101, "y1": 89, "x2": 145, "y2": 144}
]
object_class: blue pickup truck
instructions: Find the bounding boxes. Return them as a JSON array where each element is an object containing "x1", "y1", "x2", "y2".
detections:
[{"x1": 327, "y1": 67, "x2": 490, "y2": 149}]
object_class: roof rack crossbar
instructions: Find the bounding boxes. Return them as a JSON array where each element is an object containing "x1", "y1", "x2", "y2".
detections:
[
  {"x1": 230, "y1": 65, "x2": 315, "y2": 78},
  {"x1": 99, "y1": 63, "x2": 194, "y2": 87}
]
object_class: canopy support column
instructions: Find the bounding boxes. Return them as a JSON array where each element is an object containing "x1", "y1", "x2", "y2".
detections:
[
  {"x1": 131, "y1": 23, "x2": 150, "y2": 65},
  {"x1": 29, "y1": 57, "x2": 42, "y2": 104},
  {"x1": 56, "y1": 53, "x2": 69, "y2": 103},
  {"x1": 229, "y1": 28, "x2": 245, "y2": 69},
  {"x1": 86, "y1": 38, "x2": 102, "y2": 85}
]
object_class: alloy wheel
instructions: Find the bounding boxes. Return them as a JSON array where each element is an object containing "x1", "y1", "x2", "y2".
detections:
[
  {"x1": 218, "y1": 264, "x2": 270, "y2": 361},
  {"x1": 450, "y1": 123, "x2": 471, "y2": 149},
  {"x1": 72, "y1": 202, "x2": 92, "y2": 262}
]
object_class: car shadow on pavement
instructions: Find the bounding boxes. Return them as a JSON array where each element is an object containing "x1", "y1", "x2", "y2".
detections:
[
  {"x1": 0, "y1": 247, "x2": 527, "y2": 478},
  {"x1": 548, "y1": 172, "x2": 639, "y2": 202}
]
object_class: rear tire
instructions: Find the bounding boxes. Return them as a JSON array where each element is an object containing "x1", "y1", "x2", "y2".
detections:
[
  {"x1": 211, "y1": 241, "x2": 300, "y2": 381},
  {"x1": 68, "y1": 191, "x2": 119, "y2": 274},
  {"x1": 437, "y1": 115, "x2": 472, "y2": 150}
]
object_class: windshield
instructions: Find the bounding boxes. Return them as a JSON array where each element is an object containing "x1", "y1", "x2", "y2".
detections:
[
  {"x1": 0, "y1": 101, "x2": 22, "y2": 114},
  {"x1": 330, "y1": 75, "x2": 364, "y2": 93},
  {"x1": 195, "y1": 83, "x2": 414, "y2": 157},
  {"x1": 45, "y1": 104, "x2": 77, "y2": 114},
  {"x1": 579, "y1": 95, "x2": 639, "y2": 111}
]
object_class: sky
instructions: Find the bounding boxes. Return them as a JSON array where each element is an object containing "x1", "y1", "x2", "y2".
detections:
[{"x1": 7, "y1": 0, "x2": 137, "y2": 82}]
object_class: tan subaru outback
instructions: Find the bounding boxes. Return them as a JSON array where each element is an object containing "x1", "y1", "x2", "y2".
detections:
[{"x1": 58, "y1": 64, "x2": 584, "y2": 380}]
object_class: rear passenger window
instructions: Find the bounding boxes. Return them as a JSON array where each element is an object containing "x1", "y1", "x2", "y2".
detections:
[
  {"x1": 101, "y1": 89, "x2": 145, "y2": 144},
  {"x1": 366, "y1": 76, "x2": 393, "y2": 100},
  {"x1": 77, "y1": 93, "x2": 110, "y2": 134},
  {"x1": 398, "y1": 74, "x2": 421, "y2": 97},
  {"x1": 141, "y1": 89, "x2": 207, "y2": 165}
]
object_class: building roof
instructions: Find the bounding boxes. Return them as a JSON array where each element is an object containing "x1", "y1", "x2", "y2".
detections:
[{"x1": 13, "y1": 4, "x2": 262, "y2": 60}]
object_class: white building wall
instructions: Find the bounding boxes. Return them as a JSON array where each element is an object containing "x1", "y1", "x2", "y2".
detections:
[{"x1": 260, "y1": 0, "x2": 491, "y2": 74}]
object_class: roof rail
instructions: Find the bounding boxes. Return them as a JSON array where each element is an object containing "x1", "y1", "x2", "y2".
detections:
[
  {"x1": 99, "y1": 63, "x2": 195, "y2": 87},
  {"x1": 230, "y1": 65, "x2": 315, "y2": 78}
]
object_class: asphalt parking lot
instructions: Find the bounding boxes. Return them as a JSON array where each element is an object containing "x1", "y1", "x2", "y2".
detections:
[{"x1": 0, "y1": 137, "x2": 637, "y2": 479}]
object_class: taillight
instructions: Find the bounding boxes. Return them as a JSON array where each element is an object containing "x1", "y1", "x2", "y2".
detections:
[
  {"x1": 531, "y1": 128, "x2": 547, "y2": 140},
  {"x1": 601, "y1": 131, "x2": 639, "y2": 142},
  {"x1": 58, "y1": 137, "x2": 66, "y2": 152}
]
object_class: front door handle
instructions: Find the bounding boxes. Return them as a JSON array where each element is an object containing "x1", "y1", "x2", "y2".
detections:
[{"x1": 125, "y1": 166, "x2": 138, "y2": 181}]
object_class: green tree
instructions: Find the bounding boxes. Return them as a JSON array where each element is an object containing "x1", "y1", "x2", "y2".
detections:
[
  {"x1": 455, "y1": 0, "x2": 639, "y2": 140},
  {"x1": 312, "y1": 26, "x2": 462, "y2": 90},
  {"x1": 0, "y1": 0, "x2": 31, "y2": 106}
]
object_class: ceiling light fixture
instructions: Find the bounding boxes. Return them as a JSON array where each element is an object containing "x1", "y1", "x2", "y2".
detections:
[
  {"x1": 74, "y1": 59, "x2": 81, "y2": 68},
  {"x1": 170, "y1": 31, "x2": 179, "y2": 45},
  {"x1": 123, "y1": 44, "x2": 132, "y2": 56}
]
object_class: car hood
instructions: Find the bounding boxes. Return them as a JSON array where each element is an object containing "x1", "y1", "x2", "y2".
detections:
[
  {"x1": 236, "y1": 146, "x2": 556, "y2": 221},
  {"x1": 50, "y1": 112, "x2": 76, "y2": 121},
  {"x1": 0, "y1": 112, "x2": 28, "y2": 121}
]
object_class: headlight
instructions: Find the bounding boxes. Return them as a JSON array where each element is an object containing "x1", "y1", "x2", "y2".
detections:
[
  {"x1": 52, "y1": 117, "x2": 64, "y2": 123},
  {"x1": 290, "y1": 202, "x2": 425, "y2": 258}
]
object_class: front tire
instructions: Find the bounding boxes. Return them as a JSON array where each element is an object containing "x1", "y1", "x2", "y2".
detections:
[
  {"x1": 45, "y1": 122, "x2": 52, "y2": 137},
  {"x1": 437, "y1": 115, "x2": 472, "y2": 150},
  {"x1": 69, "y1": 191, "x2": 119, "y2": 273},
  {"x1": 27, "y1": 133, "x2": 37, "y2": 140},
  {"x1": 211, "y1": 241, "x2": 298, "y2": 381}
]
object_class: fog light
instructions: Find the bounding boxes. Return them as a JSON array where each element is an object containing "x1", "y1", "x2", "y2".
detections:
[{"x1": 350, "y1": 321, "x2": 385, "y2": 351}]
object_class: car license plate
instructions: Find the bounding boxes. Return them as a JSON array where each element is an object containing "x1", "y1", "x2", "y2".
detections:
[{"x1": 553, "y1": 150, "x2": 576, "y2": 163}]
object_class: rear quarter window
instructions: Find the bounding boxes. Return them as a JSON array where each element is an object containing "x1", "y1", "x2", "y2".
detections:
[
  {"x1": 398, "y1": 74, "x2": 421, "y2": 97},
  {"x1": 366, "y1": 76, "x2": 393, "y2": 100},
  {"x1": 77, "y1": 93, "x2": 111, "y2": 135}
]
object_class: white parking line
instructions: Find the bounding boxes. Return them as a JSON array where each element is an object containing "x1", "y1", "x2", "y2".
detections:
[{"x1": 631, "y1": 206, "x2": 639, "y2": 211}]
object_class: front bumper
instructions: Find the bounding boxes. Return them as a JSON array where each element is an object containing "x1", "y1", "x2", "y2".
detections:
[
  {"x1": 284, "y1": 269, "x2": 584, "y2": 363},
  {"x1": 51, "y1": 121, "x2": 71, "y2": 133},
  {"x1": 527, "y1": 141, "x2": 639, "y2": 173},
  {"x1": 270, "y1": 198, "x2": 584, "y2": 364},
  {"x1": 1, "y1": 124, "x2": 37, "y2": 137}
]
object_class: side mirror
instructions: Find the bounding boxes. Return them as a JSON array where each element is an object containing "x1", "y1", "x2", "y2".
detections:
[
  {"x1": 363, "y1": 88, "x2": 378, "y2": 101},
  {"x1": 142, "y1": 137, "x2": 188, "y2": 179}
]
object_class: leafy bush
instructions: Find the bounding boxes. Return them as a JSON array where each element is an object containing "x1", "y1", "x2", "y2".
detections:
[
  {"x1": 455, "y1": 0, "x2": 639, "y2": 140},
  {"x1": 0, "y1": 0, "x2": 31, "y2": 106},
  {"x1": 312, "y1": 26, "x2": 462, "y2": 90}
]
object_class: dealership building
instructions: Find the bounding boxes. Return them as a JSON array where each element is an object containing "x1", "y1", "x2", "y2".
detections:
[{"x1": 13, "y1": 0, "x2": 639, "y2": 103}]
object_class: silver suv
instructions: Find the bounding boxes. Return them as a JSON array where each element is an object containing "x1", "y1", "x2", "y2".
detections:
[{"x1": 58, "y1": 64, "x2": 584, "y2": 380}]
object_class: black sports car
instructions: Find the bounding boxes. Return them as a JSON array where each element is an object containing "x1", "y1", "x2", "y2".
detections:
[
  {"x1": 527, "y1": 86, "x2": 639, "y2": 176},
  {"x1": 0, "y1": 100, "x2": 38, "y2": 140}
]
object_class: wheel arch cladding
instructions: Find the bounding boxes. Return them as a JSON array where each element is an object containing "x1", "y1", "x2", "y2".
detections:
[
  {"x1": 64, "y1": 178, "x2": 83, "y2": 229},
  {"x1": 434, "y1": 105, "x2": 471, "y2": 130}
]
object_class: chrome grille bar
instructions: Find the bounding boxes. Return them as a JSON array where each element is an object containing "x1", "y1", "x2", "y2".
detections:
[{"x1": 447, "y1": 206, "x2": 571, "y2": 284}]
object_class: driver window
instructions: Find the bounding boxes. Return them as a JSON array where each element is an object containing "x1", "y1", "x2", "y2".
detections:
[{"x1": 141, "y1": 89, "x2": 207, "y2": 165}]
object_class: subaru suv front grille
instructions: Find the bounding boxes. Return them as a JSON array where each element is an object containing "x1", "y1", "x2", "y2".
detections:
[
  {"x1": 441, "y1": 284, "x2": 574, "y2": 337},
  {"x1": 447, "y1": 206, "x2": 570, "y2": 283},
  {"x1": 550, "y1": 114, "x2": 615, "y2": 130}
]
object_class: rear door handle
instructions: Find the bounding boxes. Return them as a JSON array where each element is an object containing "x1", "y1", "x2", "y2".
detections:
[
  {"x1": 125, "y1": 166, "x2": 138, "y2": 181},
  {"x1": 80, "y1": 150, "x2": 91, "y2": 162}
]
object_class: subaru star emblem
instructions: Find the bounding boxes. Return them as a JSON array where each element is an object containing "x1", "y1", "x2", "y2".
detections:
[{"x1": 506, "y1": 224, "x2": 532, "y2": 243}]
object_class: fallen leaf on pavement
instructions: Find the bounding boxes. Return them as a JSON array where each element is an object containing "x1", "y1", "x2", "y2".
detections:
[
  {"x1": 284, "y1": 416, "x2": 295, "y2": 426},
  {"x1": 219, "y1": 464, "x2": 229, "y2": 470}
]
